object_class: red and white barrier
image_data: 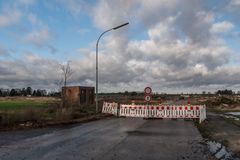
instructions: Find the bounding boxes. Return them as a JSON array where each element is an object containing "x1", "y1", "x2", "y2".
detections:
[
  {"x1": 102, "y1": 102, "x2": 118, "y2": 116},
  {"x1": 120, "y1": 105, "x2": 148, "y2": 117},
  {"x1": 119, "y1": 104, "x2": 206, "y2": 123},
  {"x1": 199, "y1": 105, "x2": 206, "y2": 123},
  {"x1": 102, "y1": 102, "x2": 206, "y2": 123}
]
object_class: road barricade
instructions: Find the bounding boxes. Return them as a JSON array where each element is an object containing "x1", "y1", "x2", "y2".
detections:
[
  {"x1": 102, "y1": 102, "x2": 118, "y2": 116},
  {"x1": 102, "y1": 102, "x2": 206, "y2": 123},
  {"x1": 119, "y1": 105, "x2": 148, "y2": 117},
  {"x1": 119, "y1": 104, "x2": 206, "y2": 123},
  {"x1": 199, "y1": 105, "x2": 206, "y2": 123}
]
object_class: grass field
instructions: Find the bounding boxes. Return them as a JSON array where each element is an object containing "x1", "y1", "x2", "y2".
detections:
[
  {"x1": 0, "y1": 97, "x2": 99, "y2": 130},
  {"x1": 0, "y1": 97, "x2": 61, "y2": 128},
  {"x1": 0, "y1": 97, "x2": 61, "y2": 111}
]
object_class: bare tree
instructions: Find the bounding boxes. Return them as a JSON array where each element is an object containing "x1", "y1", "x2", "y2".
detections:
[
  {"x1": 54, "y1": 79, "x2": 63, "y2": 93},
  {"x1": 60, "y1": 61, "x2": 74, "y2": 87}
]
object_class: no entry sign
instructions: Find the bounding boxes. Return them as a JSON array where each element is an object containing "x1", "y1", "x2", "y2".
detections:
[{"x1": 144, "y1": 87, "x2": 152, "y2": 94}]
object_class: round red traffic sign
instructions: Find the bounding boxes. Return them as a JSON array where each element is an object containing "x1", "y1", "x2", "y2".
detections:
[
  {"x1": 144, "y1": 87, "x2": 152, "y2": 94},
  {"x1": 144, "y1": 95, "x2": 151, "y2": 102}
]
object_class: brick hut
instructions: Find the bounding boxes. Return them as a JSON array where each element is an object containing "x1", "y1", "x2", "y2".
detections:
[{"x1": 62, "y1": 86, "x2": 94, "y2": 107}]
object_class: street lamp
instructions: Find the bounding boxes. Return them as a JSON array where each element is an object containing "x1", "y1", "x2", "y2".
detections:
[{"x1": 96, "y1": 22, "x2": 129, "y2": 113}]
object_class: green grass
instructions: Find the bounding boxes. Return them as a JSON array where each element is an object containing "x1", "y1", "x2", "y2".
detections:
[
  {"x1": 0, "y1": 97, "x2": 101, "y2": 129},
  {"x1": 0, "y1": 100, "x2": 48, "y2": 110},
  {"x1": 195, "y1": 121, "x2": 213, "y2": 139},
  {"x1": 0, "y1": 98, "x2": 61, "y2": 111}
]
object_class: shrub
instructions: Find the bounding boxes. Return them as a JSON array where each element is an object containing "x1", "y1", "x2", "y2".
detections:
[
  {"x1": 23, "y1": 108, "x2": 41, "y2": 122},
  {"x1": 55, "y1": 108, "x2": 74, "y2": 122}
]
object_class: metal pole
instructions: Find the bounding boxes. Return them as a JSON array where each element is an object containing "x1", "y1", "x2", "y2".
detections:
[
  {"x1": 96, "y1": 40, "x2": 98, "y2": 113},
  {"x1": 95, "y1": 22, "x2": 129, "y2": 113}
]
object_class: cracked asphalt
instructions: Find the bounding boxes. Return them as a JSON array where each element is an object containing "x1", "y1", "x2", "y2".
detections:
[{"x1": 0, "y1": 118, "x2": 211, "y2": 160}]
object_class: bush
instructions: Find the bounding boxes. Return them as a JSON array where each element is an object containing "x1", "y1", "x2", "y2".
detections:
[
  {"x1": 55, "y1": 108, "x2": 74, "y2": 122},
  {"x1": 0, "y1": 108, "x2": 42, "y2": 127},
  {"x1": 0, "y1": 111, "x2": 24, "y2": 126},
  {"x1": 23, "y1": 108, "x2": 41, "y2": 122}
]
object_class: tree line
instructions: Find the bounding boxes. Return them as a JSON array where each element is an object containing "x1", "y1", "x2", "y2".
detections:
[
  {"x1": 216, "y1": 89, "x2": 236, "y2": 95},
  {"x1": 0, "y1": 87, "x2": 60, "y2": 97}
]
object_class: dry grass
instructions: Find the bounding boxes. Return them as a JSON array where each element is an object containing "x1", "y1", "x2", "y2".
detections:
[
  {"x1": 203, "y1": 96, "x2": 240, "y2": 112},
  {"x1": 0, "y1": 97, "x2": 99, "y2": 130},
  {"x1": 0, "y1": 108, "x2": 42, "y2": 126},
  {"x1": 0, "y1": 97, "x2": 61, "y2": 110}
]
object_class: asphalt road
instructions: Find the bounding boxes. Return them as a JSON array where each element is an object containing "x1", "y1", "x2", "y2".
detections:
[{"x1": 0, "y1": 118, "x2": 210, "y2": 160}]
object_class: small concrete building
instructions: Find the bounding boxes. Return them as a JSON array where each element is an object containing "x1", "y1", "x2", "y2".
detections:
[{"x1": 62, "y1": 86, "x2": 94, "y2": 107}]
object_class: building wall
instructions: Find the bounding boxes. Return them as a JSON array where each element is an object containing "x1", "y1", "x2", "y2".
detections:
[{"x1": 62, "y1": 86, "x2": 94, "y2": 107}]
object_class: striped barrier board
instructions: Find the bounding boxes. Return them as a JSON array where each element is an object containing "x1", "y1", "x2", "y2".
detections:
[
  {"x1": 102, "y1": 102, "x2": 206, "y2": 123},
  {"x1": 120, "y1": 104, "x2": 206, "y2": 123},
  {"x1": 102, "y1": 102, "x2": 118, "y2": 116}
]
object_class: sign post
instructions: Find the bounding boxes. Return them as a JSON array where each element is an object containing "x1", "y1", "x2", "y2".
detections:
[{"x1": 144, "y1": 87, "x2": 152, "y2": 103}]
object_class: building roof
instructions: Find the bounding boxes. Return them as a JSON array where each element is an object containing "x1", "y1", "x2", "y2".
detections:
[{"x1": 62, "y1": 86, "x2": 94, "y2": 89}]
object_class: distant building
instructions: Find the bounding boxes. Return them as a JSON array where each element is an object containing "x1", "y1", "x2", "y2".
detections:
[
  {"x1": 179, "y1": 94, "x2": 190, "y2": 100},
  {"x1": 62, "y1": 86, "x2": 94, "y2": 107}
]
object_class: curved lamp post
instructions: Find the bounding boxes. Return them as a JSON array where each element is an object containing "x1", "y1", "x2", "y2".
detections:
[{"x1": 96, "y1": 22, "x2": 129, "y2": 113}]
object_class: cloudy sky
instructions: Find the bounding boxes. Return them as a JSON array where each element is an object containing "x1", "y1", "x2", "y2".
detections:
[{"x1": 0, "y1": 0, "x2": 240, "y2": 93}]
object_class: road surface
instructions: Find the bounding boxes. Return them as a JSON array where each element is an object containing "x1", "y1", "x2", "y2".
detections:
[{"x1": 0, "y1": 118, "x2": 210, "y2": 160}]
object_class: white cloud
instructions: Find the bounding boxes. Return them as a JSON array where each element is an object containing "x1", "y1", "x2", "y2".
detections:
[
  {"x1": 193, "y1": 64, "x2": 208, "y2": 76},
  {"x1": 28, "y1": 13, "x2": 43, "y2": 26},
  {"x1": 57, "y1": 0, "x2": 89, "y2": 16},
  {"x1": 225, "y1": 0, "x2": 240, "y2": 21},
  {"x1": 92, "y1": 0, "x2": 136, "y2": 29},
  {"x1": 0, "y1": 53, "x2": 61, "y2": 89},
  {"x1": 0, "y1": 9, "x2": 22, "y2": 27},
  {"x1": 148, "y1": 16, "x2": 178, "y2": 44},
  {"x1": 0, "y1": 0, "x2": 240, "y2": 93},
  {"x1": 229, "y1": 0, "x2": 240, "y2": 7},
  {"x1": 23, "y1": 28, "x2": 51, "y2": 47},
  {"x1": 77, "y1": 28, "x2": 90, "y2": 35},
  {"x1": 82, "y1": 0, "x2": 240, "y2": 92},
  {"x1": 22, "y1": 28, "x2": 57, "y2": 54},
  {"x1": 0, "y1": 44, "x2": 10, "y2": 56},
  {"x1": 211, "y1": 21, "x2": 234, "y2": 33},
  {"x1": 77, "y1": 48, "x2": 91, "y2": 54}
]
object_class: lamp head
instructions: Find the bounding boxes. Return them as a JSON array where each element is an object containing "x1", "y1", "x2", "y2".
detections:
[{"x1": 112, "y1": 22, "x2": 129, "y2": 30}]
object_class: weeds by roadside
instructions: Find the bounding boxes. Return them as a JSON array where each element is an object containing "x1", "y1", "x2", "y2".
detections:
[
  {"x1": 195, "y1": 113, "x2": 240, "y2": 157},
  {"x1": 222, "y1": 116, "x2": 240, "y2": 127},
  {"x1": 0, "y1": 97, "x2": 106, "y2": 131},
  {"x1": 195, "y1": 120, "x2": 212, "y2": 139}
]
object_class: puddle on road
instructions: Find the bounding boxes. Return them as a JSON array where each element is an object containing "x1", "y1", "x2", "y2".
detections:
[
  {"x1": 226, "y1": 112, "x2": 240, "y2": 116},
  {"x1": 207, "y1": 141, "x2": 240, "y2": 160},
  {"x1": 127, "y1": 130, "x2": 177, "y2": 137},
  {"x1": 222, "y1": 112, "x2": 240, "y2": 121}
]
